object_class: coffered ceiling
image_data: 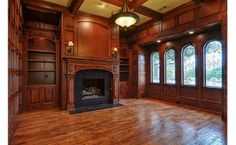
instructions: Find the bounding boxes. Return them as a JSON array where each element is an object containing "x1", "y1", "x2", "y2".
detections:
[
  {"x1": 79, "y1": 0, "x2": 152, "y2": 25},
  {"x1": 41, "y1": 0, "x2": 196, "y2": 25},
  {"x1": 143, "y1": 0, "x2": 192, "y2": 13},
  {"x1": 43, "y1": 0, "x2": 70, "y2": 6}
]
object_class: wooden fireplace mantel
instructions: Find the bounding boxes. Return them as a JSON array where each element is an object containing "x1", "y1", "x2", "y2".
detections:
[{"x1": 63, "y1": 56, "x2": 120, "y2": 111}]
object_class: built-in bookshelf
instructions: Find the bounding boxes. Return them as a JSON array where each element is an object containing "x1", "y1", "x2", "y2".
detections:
[
  {"x1": 119, "y1": 57, "x2": 129, "y2": 81},
  {"x1": 25, "y1": 35, "x2": 58, "y2": 109},
  {"x1": 27, "y1": 38, "x2": 56, "y2": 85},
  {"x1": 119, "y1": 40, "x2": 130, "y2": 98}
]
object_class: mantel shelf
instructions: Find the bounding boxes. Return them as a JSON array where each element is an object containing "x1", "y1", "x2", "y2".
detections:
[
  {"x1": 120, "y1": 64, "x2": 129, "y2": 66},
  {"x1": 120, "y1": 57, "x2": 129, "y2": 59},
  {"x1": 27, "y1": 49, "x2": 56, "y2": 54},
  {"x1": 120, "y1": 71, "x2": 129, "y2": 73},
  {"x1": 28, "y1": 69, "x2": 56, "y2": 72},
  {"x1": 28, "y1": 59, "x2": 56, "y2": 62}
]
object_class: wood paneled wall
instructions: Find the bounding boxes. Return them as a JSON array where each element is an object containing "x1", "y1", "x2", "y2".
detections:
[
  {"x1": 13, "y1": 0, "x2": 227, "y2": 123},
  {"x1": 130, "y1": 0, "x2": 225, "y2": 45},
  {"x1": 61, "y1": 12, "x2": 119, "y2": 58},
  {"x1": 129, "y1": 0, "x2": 227, "y2": 120},
  {"x1": 145, "y1": 29, "x2": 223, "y2": 112},
  {"x1": 60, "y1": 12, "x2": 120, "y2": 110},
  {"x1": 130, "y1": 44, "x2": 146, "y2": 98},
  {"x1": 8, "y1": 0, "x2": 23, "y2": 141},
  {"x1": 22, "y1": 22, "x2": 60, "y2": 110},
  {"x1": 119, "y1": 38, "x2": 131, "y2": 98}
]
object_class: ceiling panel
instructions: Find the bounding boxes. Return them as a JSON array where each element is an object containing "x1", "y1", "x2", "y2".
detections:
[
  {"x1": 79, "y1": 0, "x2": 152, "y2": 26},
  {"x1": 79, "y1": 0, "x2": 120, "y2": 18},
  {"x1": 43, "y1": 0, "x2": 70, "y2": 6},
  {"x1": 135, "y1": 13, "x2": 152, "y2": 26},
  {"x1": 143, "y1": 0, "x2": 192, "y2": 13}
]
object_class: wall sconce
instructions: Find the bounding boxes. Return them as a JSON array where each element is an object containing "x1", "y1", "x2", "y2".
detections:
[
  {"x1": 67, "y1": 41, "x2": 74, "y2": 53},
  {"x1": 112, "y1": 47, "x2": 118, "y2": 58}
]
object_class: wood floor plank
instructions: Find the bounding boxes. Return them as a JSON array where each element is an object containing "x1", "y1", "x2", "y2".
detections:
[{"x1": 11, "y1": 99, "x2": 226, "y2": 145}]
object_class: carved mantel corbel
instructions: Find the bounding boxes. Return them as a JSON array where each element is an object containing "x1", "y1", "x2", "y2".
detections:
[{"x1": 66, "y1": 73, "x2": 75, "y2": 111}]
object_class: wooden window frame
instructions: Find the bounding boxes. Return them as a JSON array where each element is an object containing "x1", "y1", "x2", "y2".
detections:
[
  {"x1": 164, "y1": 48, "x2": 176, "y2": 85},
  {"x1": 203, "y1": 40, "x2": 223, "y2": 89},
  {"x1": 150, "y1": 51, "x2": 160, "y2": 84},
  {"x1": 181, "y1": 44, "x2": 197, "y2": 87}
]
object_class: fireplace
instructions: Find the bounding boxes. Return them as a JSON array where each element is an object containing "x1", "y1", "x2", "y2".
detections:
[
  {"x1": 74, "y1": 69, "x2": 112, "y2": 108},
  {"x1": 63, "y1": 57, "x2": 119, "y2": 111}
]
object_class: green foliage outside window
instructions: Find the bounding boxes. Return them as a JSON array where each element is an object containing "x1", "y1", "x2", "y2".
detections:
[
  {"x1": 183, "y1": 45, "x2": 196, "y2": 85},
  {"x1": 205, "y1": 41, "x2": 222, "y2": 88},
  {"x1": 165, "y1": 49, "x2": 175, "y2": 84},
  {"x1": 151, "y1": 52, "x2": 160, "y2": 83}
]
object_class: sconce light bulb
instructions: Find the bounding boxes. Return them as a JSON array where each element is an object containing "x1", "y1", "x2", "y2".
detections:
[
  {"x1": 189, "y1": 31, "x2": 194, "y2": 35},
  {"x1": 68, "y1": 41, "x2": 74, "y2": 47}
]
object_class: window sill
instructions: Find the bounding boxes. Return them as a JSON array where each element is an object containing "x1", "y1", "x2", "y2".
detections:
[
  {"x1": 181, "y1": 85, "x2": 198, "y2": 89},
  {"x1": 163, "y1": 84, "x2": 177, "y2": 87},
  {"x1": 150, "y1": 82, "x2": 160, "y2": 85},
  {"x1": 202, "y1": 86, "x2": 223, "y2": 90}
]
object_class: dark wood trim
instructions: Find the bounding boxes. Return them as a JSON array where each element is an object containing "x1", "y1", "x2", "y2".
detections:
[
  {"x1": 221, "y1": 0, "x2": 227, "y2": 122},
  {"x1": 22, "y1": 0, "x2": 67, "y2": 12},
  {"x1": 192, "y1": 0, "x2": 204, "y2": 4},
  {"x1": 101, "y1": 0, "x2": 163, "y2": 20},
  {"x1": 130, "y1": 0, "x2": 148, "y2": 10},
  {"x1": 136, "y1": 6, "x2": 163, "y2": 21},
  {"x1": 24, "y1": 21, "x2": 60, "y2": 31},
  {"x1": 63, "y1": 56, "x2": 119, "y2": 63},
  {"x1": 66, "y1": 0, "x2": 73, "y2": 7},
  {"x1": 69, "y1": 0, "x2": 84, "y2": 15}
]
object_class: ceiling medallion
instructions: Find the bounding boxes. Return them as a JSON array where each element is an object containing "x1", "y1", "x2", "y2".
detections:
[{"x1": 112, "y1": 0, "x2": 139, "y2": 30}]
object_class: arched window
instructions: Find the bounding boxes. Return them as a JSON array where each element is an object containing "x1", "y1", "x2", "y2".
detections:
[
  {"x1": 165, "y1": 49, "x2": 176, "y2": 84},
  {"x1": 182, "y1": 45, "x2": 196, "y2": 85},
  {"x1": 151, "y1": 52, "x2": 160, "y2": 83},
  {"x1": 204, "y1": 40, "x2": 222, "y2": 88}
]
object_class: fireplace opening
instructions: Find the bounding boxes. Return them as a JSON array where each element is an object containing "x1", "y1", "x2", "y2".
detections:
[
  {"x1": 74, "y1": 69, "x2": 112, "y2": 108},
  {"x1": 82, "y1": 79, "x2": 105, "y2": 100}
]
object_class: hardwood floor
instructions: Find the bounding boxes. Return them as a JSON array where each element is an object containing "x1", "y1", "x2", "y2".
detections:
[{"x1": 11, "y1": 99, "x2": 226, "y2": 145}]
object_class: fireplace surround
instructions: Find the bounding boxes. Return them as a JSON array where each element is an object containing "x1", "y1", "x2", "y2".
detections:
[
  {"x1": 64, "y1": 57, "x2": 119, "y2": 111},
  {"x1": 74, "y1": 69, "x2": 112, "y2": 108}
]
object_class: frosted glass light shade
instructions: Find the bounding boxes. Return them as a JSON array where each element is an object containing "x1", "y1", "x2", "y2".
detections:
[{"x1": 115, "y1": 16, "x2": 137, "y2": 27}]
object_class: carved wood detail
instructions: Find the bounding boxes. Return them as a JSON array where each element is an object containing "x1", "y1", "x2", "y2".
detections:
[{"x1": 64, "y1": 57, "x2": 119, "y2": 110}]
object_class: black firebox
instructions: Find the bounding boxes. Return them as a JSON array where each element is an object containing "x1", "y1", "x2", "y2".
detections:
[{"x1": 74, "y1": 69, "x2": 112, "y2": 108}]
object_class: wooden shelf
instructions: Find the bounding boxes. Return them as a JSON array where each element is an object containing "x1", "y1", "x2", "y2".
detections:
[
  {"x1": 120, "y1": 71, "x2": 129, "y2": 73},
  {"x1": 27, "y1": 59, "x2": 56, "y2": 62},
  {"x1": 120, "y1": 80, "x2": 129, "y2": 82},
  {"x1": 28, "y1": 69, "x2": 55, "y2": 72},
  {"x1": 120, "y1": 56, "x2": 129, "y2": 81},
  {"x1": 120, "y1": 57, "x2": 129, "y2": 59},
  {"x1": 27, "y1": 49, "x2": 56, "y2": 54},
  {"x1": 28, "y1": 84, "x2": 56, "y2": 87},
  {"x1": 120, "y1": 64, "x2": 129, "y2": 66}
]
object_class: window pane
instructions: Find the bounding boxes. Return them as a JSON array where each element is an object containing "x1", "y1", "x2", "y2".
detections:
[
  {"x1": 183, "y1": 45, "x2": 196, "y2": 85},
  {"x1": 165, "y1": 49, "x2": 175, "y2": 84},
  {"x1": 151, "y1": 52, "x2": 160, "y2": 83},
  {"x1": 205, "y1": 41, "x2": 222, "y2": 88}
]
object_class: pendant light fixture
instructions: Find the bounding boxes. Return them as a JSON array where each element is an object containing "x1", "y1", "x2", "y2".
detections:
[{"x1": 112, "y1": 0, "x2": 139, "y2": 29}]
